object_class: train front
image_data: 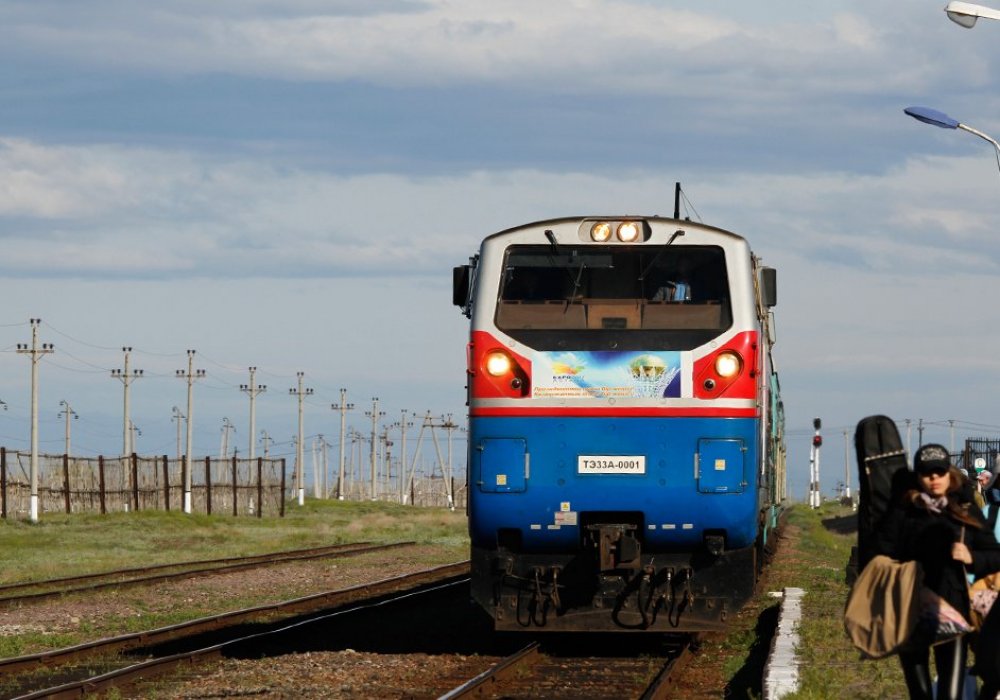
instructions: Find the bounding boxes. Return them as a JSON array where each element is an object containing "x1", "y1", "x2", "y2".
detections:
[{"x1": 453, "y1": 216, "x2": 778, "y2": 632}]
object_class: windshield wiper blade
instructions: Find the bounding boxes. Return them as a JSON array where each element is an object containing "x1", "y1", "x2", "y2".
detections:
[{"x1": 639, "y1": 229, "x2": 685, "y2": 280}]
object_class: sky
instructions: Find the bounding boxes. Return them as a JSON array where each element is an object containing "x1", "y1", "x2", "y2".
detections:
[{"x1": 1, "y1": 0, "x2": 999, "y2": 503}]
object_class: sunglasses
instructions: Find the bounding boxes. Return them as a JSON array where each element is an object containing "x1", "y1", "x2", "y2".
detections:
[{"x1": 922, "y1": 467, "x2": 949, "y2": 478}]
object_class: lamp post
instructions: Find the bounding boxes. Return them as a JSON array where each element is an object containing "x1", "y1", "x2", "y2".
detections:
[
  {"x1": 904, "y1": 106, "x2": 1000, "y2": 171},
  {"x1": 945, "y1": 1, "x2": 1000, "y2": 27}
]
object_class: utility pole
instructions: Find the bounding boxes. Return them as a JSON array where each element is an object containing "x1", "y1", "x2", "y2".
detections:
[
  {"x1": 176, "y1": 349, "x2": 205, "y2": 514},
  {"x1": 289, "y1": 372, "x2": 313, "y2": 506},
  {"x1": 949, "y1": 419, "x2": 956, "y2": 455},
  {"x1": 240, "y1": 367, "x2": 266, "y2": 460},
  {"x1": 904, "y1": 418, "x2": 912, "y2": 461},
  {"x1": 842, "y1": 429, "x2": 851, "y2": 501},
  {"x1": 58, "y1": 400, "x2": 78, "y2": 457},
  {"x1": 380, "y1": 427, "x2": 394, "y2": 495},
  {"x1": 171, "y1": 406, "x2": 185, "y2": 462},
  {"x1": 111, "y1": 347, "x2": 143, "y2": 456},
  {"x1": 398, "y1": 409, "x2": 414, "y2": 503},
  {"x1": 331, "y1": 389, "x2": 354, "y2": 501},
  {"x1": 260, "y1": 430, "x2": 273, "y2": 459},
  {"x1": 918, "y1": 418, "x2": 924, "y2": 447},
  {"x1": 129, "y1": 420, "x2": 141, "y2": 452},
  {"x1": 17, "y1": 318, "x2": 53, "y2": 523},
  {"x1": 365, "y1": 398, "x2": 385, "y2": 501},
  {"x1": 220, "y1": 417, "x2": 235, "y2": 459}
]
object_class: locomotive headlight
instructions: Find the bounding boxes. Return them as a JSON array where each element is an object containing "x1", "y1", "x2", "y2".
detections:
[
  {"x1": 715, "y1": 351, "x2": 742, "y2": 378},
  {"x1": 617, "y1": 221, "x2": 640, "y2": 242},
  {"x1": 590, "y1": 222, "x2": 612, "y2": 242},
  {"x1": 485, "y1": 351, "x2": 513, "y2": 377}
]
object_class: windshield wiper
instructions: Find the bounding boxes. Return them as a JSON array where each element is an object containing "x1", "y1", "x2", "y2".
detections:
[{"x1": 639, "y1": 229, "x2": 685, "y2": 281}]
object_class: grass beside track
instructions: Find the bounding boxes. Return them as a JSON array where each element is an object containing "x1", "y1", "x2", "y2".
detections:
[
  {"x1": 0, "y1": 500, "x2": 468, "y2": 658},
  {"x1": 0, "y1": 499, "x2": 468, "y2": 583},
  {"x1": 767, "y1": 503, "x2": 910, "y2": 700}
]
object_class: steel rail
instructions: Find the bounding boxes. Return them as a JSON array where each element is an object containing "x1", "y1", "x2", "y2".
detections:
[
  {"x1": 0, "y1": 541, "x2": 376, "y2": 594},
  {"x1": 639, "y1": 634, "x2": 699, "y2": 700},
  {"x1": 0, "y1": 541, "x2": 414, "y2": 607},
  {"x1": 12, "y1": 566, "x2": 472, "y2": 700},
  {"x1": 13, "y1": 561, "x2": 469, "y2": 700},
  {"x1": 438, "y1": 642, "x2": 541, "y2": 699},
  {"x1": 0, "y1": 560, "x2": 470, "y2": 681}
]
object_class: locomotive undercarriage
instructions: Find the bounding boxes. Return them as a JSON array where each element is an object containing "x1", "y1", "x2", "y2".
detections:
[{"x1": 472, "y1": 523, "x2": 760, "y2": 632}]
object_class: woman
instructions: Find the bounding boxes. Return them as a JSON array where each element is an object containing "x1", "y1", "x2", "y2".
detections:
[{"x1": 876, "y1": 443, "x2": 1000, "y2": 700}]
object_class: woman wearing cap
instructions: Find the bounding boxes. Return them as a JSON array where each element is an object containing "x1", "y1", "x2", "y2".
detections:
[{"x1": 876, "y1": 443, "x2": 1000, "y2": 700}]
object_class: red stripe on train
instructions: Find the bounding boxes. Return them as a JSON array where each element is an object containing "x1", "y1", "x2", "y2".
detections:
[{"x1": 470, "y1": 406, "x2": 758, "y2": 418}]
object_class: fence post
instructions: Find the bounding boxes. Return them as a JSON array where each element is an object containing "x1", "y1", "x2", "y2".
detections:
[
  {"x1": 257, "y1": 457, "x2": 263, "y2": 519},
  {"x1": 205, "y1": 456, "x2": 212, "y2": 516},
  {"x1": 162, "y1": 455, "x2": 170, "y2": 512},
  {"x1": 63, "y1": 454, "x2": 71, "y2": 514},
  {"x1": 232, "y1": 454, "x2": 238, "y2": 517},
  {"x1": 1, "y1": 447, "x2": 6, "y2": 520},
  {"x1": 98, "y1": 455, "x2": 107, "y2": 515},
  {"x1": 131, "y1": 453, "x2": 140, "y2": 512},
  {"x1": 280, "y1": 458, "x2": 286, "y2": 518}
]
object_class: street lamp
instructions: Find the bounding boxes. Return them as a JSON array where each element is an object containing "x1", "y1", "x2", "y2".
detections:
[
  {"x1": 945, "y1": 1, "x2": 1000, "y2": 27},
  {"x1": 904, "y1": 106, "x2": 1000, "y2": 172}
]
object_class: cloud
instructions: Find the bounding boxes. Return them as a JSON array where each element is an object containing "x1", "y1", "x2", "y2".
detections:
[
  {"x1": 2, "y1": 1, "x2": 984, "y2": 102},
  {"x1": 2, "y1": 135, "x2": 999, "y2": 283}
]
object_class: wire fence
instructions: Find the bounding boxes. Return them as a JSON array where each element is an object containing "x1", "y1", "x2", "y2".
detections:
[
  {"x1": 0, "y1": 448, "x2": 287, "y2": 519},
  {"x1": 0, "y1": 448, "x2": 467, "y2": 520}
]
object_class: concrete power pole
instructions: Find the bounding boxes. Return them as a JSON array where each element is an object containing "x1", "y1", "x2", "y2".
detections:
[
  {"x1": 129, "y1": 420, "x2": 141, "y2": 453},
  {"x1": 331, "y1": 389, "x2": 354, "y2": 501},
  {"x1": 17, "y1": 318, "x2": 53, "y2": 523},
  {"x1": 171, "y1": 406, "x2": 185, "y2": 461},
  {"x1": 111, "y1": 347, "x2": 143, "y2": 457},
  {"x1": 176, "y1": 350, "x2": 205, "y2": 514},
  {"x1": 397, "y1": 409, "x2": 413, "y2": 504},
  {"x1": 58, "y1": 400, "x2": 78, "y2": 457},
  {"x1": 842, "y1": 429, "x2": 851, "y2": 501},
  {"x1": 220, "y1": 416, "x2": 235, "y2": 459},
  {"x1": 365, "y1": 398, "x2": 385, "y2": 501},
  {"x1": 240, "y1": 367, "x2": 266, "y2": 460},
  {"x1": 260, "y1": 430, "x2": 272, "y2": 459},
  {"x1": 289, "y1": 372, "x2": 313, "y2": 506}
]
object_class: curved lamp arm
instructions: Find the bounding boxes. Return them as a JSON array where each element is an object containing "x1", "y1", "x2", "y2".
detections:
[{"x1": 946, "y1": 1, "x2": 1000, "y2": 28}]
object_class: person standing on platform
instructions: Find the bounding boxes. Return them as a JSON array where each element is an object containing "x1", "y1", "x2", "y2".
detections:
[{"x1": 876, "y1": 444, "x2": 1000, "y2": 700}]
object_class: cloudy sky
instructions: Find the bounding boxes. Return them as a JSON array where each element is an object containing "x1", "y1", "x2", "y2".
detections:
[{"x1": 1, "y1": 0, "x2": 999, "y2": 501}]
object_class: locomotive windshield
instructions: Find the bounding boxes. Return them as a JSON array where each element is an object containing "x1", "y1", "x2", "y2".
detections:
[{"x1": 495, "y1": 244, "x2": 732, "y2": 351}]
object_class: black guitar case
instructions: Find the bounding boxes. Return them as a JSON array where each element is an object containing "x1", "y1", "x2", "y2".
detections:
[{"x1": 853, "y1": 415, "x2": 911, "y2": 576}]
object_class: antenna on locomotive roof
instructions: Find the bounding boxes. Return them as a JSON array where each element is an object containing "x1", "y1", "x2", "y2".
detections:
[{"x1": 673, "y1": 182, "x2": 681, "y2": 220}]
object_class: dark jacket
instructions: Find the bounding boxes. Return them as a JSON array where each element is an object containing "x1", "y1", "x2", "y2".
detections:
[{"x1": 876, "y1": 498, "x2": 1000, "y2": 615}]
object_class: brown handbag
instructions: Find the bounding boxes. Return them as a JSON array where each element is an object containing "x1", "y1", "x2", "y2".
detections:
[{"x1": 844, "y1": 554, "x2": 923, "y2": 658}]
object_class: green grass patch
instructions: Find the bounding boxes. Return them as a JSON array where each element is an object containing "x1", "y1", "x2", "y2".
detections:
[
  {"x1": 773, "y1": 504, "x2": 909, "y2": 700},
  {"x1": 0, "y1": 499, "x2": 468, "y2": 584}
]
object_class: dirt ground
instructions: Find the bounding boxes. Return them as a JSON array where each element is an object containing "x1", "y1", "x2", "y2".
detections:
[{"x1": 4, "y1": 535, "x2": 796, "y2": 698}]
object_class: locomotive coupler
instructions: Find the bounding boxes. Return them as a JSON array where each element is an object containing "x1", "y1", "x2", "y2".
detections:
[{"x1": 584, "y1": 523, "x2": 641, "y2": 572}]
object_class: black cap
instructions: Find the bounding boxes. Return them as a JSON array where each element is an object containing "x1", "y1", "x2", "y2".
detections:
[{"x1": 914, "y1": 443, "x2": 951, "y2": 474}]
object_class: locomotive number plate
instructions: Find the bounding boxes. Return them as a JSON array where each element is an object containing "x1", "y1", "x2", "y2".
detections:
[{"x1": 577, "y1": 455, "x2": 646, "y2": 474}]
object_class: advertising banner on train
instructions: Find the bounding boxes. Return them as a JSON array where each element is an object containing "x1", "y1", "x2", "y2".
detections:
[{"x1": 532, "y1": 351, "x2": 681, "y2": 399}]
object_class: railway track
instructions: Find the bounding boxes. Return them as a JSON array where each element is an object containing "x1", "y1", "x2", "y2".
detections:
[
  {"x1": 2, "y1": 561, "x2": 472, "y2": 699},
  {"x1": 440, "y1": 634, "x2": 699, "y2": 699},
  {"x1": 0, "y1": 541, "x2": 410, "y2": 607}
]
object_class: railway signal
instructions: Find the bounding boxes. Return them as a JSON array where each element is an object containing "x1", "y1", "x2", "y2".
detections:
[{"x1": 810, "y1": 418, "x2": 822, "y2": 508}]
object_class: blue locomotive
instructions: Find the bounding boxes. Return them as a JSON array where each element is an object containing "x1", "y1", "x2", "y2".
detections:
[{"x1": 453, "y1": 214, "x2": 785, "y2": 631}]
